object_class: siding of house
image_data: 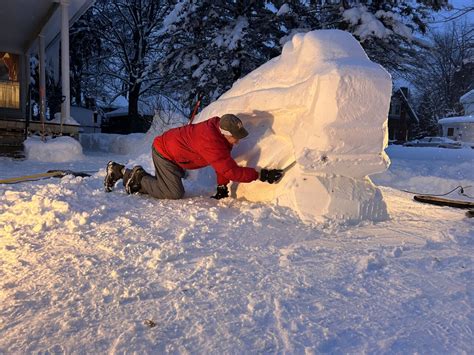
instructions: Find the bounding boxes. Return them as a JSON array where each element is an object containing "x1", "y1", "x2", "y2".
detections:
[
  {"x1": 388, "y1": 89, "x2": 416, "y2": 141},
  {"x1": 440, "y1": 121, "x2": 474, "y2": 143}
]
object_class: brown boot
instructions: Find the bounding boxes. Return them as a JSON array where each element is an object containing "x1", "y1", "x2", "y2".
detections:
[
  {"x1": 104, "y1": 161, "x2": 125, "y2": 192},
  {"x1": 125, "y1": 166, "x2": 147, "y2": 194}
]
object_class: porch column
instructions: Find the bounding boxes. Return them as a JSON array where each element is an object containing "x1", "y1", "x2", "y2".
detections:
[
  {"x1": 39, "y1": 33, "x2": 46, "y2": 139},
  {"x1": 24, "y1": 49, "x2": 31, "y2": 140},
  {"x1": 60, "y1": 0, "x2": 71, "y2": 130}
]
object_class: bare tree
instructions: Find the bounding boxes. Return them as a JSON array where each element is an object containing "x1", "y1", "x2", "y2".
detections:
[
  {"x1": 70, "y1": 0, "x2": 453, "y2": 127},
  {"x1": 429, "y1": 4, "x2": 474, "y2": 24},
  {"x1": 407, "y1": 20, "x2": 474, "y2": 135},
  {"x1": 158, "y1": 0, "x2": 450, "y2": 113},
  {"x1": 88, "y1": 0, "x2": 171, "y2": 129}
]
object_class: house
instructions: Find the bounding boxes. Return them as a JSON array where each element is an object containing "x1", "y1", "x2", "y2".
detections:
[
  {"x1": 438, "y1": 116, "x2": 474, "y2": 143},
  {"x1": 387, "y1": 87, "x2": 419, "y2": 142},
  {"x1": 460, "y1": 89, "x2": 474, "y2": 115},
  {"x1": 101, "y1": 108, "x2": 153, "y2": 134},
  {"x1": 100, "y1": 96, "x2": 153, "y2": 134},
  {"x1": 438, "y1": 89, "x2": 474, "y2": 144},
  {"x1": 71, "y1": 106, "x2": 101, "y2": 133},
  {"x1": 0, "y1": 0, "x2": 94, "y2": 153}
]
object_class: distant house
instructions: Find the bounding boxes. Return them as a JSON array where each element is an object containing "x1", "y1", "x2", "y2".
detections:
[
  {"x1": 100, "y1": 96, "x2": 153, "y2": 134},
  {"x1": 438, "y1": 88, "x2": 474, "y2": 144},
  {"x1": 438, "y1": 116, "x2": 474, "y2": 143},
  {"x1": 387, "y1": 87, "x2": 419, "y2": 142},
  {"x1": 71, "y1": 106, "x2": 101, "y2": 133}
]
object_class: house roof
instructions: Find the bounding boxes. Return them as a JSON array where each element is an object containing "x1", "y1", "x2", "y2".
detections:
[
  {"x1": 0, "y1": 0, "x2": 94, "y2": 54},
  {"x1": 395, "y1": 88, "x2": 419, "y2": 123},
  {"x1": 105, "y1": 107, "x2": 129, "y2": 118},
  {"x1": 438, "y1": 115, "x2": 474, "y2": 125},
  {"x1": 104, "y1": 105, "x2": 156, "y2": 118},
  {"x1": 460, "y1": 89, "x2": 474, "y2": 104},
  {"x1": 102, "y1": 95, "x2": 157, "y2": 117}
]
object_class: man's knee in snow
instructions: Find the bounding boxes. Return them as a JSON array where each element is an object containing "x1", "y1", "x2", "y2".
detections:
[{"x1": 165, "y1": 189, "x2": 184, "y2": 200}]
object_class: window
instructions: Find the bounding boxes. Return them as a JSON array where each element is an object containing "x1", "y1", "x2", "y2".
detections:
[
  {"x1": 0, "y1": 52, "x2": 20, "y2": 109},
  {"x1": 447, "y1": 127, "x2": 454, "y2": 136},
  {"x1": 389, "y1": 100, "x2": 401, "y2": 117}
]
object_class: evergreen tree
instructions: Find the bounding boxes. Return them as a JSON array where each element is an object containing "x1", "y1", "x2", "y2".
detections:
[
  {"x1": 158, "y1": 0, "x2": 448, "y2": 112},
  {"x1": 69, "y1": 0, "x2": 451, "y2": 125},
  {"x1": 408, "y1": 20, "x2": 474, "y2": 128},
  {"x1": 86, "y1": 0, "x2": 170, "y2": 128},
  {"x1": 414, "y1": 92, "x2": 442, "y2": 137},
  {"x1": 70, "y1": 10, "x2": 103, "y2": 108},
  {"x1": 29, "y1": 56, "x2": 64, "y2": 121},
  {"x1": 158, "y1": 0, "x2": 291, "y2": 113},
  {"x1": 289, "y1": 0, "x2": 449, "y2": 73}
]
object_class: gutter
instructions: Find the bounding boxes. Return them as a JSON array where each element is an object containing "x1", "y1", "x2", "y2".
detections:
[{"x1": 398, "y1": 88, "x2": 419, "y2": 123}]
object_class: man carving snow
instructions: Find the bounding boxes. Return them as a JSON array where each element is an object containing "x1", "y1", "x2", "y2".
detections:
[{"x1": 104, "y1": 114, "x2": 284, "y2": 199}]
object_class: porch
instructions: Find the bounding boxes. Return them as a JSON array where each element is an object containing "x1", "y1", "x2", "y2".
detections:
[{"x1": 0, "y1": 0, "x2": 94, "y2": 155}]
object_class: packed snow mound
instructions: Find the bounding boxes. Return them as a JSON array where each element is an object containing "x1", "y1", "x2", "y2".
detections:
[
  {"x1": 24, "y1": 136, "x2": 84, "y2": 162},
  {"x1": 195, "y1": 30, "x2": 392, "y2": 223},
  {"x1": 80, "y1": 133, "x2": 146, "y2": 154}
]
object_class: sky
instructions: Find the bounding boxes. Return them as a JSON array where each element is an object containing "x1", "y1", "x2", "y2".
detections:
[{"x1": 432, "y1": 0, "x2": 474, "y2": 28}]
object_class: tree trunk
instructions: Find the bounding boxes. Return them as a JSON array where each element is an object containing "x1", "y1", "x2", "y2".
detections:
[
  {"x1": 73, "y1": 75, "x2": 82, "y2": 106},
  {"x1": 128, "y1": 81, "x2": 141, "y2": 132}
]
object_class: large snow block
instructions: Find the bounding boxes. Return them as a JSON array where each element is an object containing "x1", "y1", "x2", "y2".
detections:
[{"x1": 195, "y1": 30, "x2": 391, "y2": 223}]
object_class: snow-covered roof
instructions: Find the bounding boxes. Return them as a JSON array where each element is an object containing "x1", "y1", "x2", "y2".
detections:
[
  {"x1": 104, "y1": 107, "x2": 128, "y2": 118},
  {"x1": 460, "y1": 89, "x2": 474, "y2": 104},
  {"x1": 110, "y1": 95, "x2": 129, "y2": 108},
  {"x1": 438, "y1": 115, "x2": 474, "y2": 125},
  {"x1": 397, "y1": 87, "x2": 419, "y2": 122},
  {"x1": 101, "y1": 95, "x2": 156, "y2": 117}
]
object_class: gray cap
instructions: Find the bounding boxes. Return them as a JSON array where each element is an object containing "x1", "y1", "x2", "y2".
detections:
[{"x1": 219, "y1": 114, "x2": 248, "y2": 139}]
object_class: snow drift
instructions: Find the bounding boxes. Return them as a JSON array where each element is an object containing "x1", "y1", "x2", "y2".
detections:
[
  {"x1": 195, "y1": 30, "x2": 392, "y2": 223},
  {"x1": 24, "y1": 136, "x2": 84, "y2": 162}
]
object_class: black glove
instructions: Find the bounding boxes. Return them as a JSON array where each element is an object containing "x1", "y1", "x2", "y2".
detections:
[
  {"x1": 260, "y1": 169, "x2": 284, "y2": 184},
  {"x1": 211, "y1": 185, "x2": 229, "y2": 199}
]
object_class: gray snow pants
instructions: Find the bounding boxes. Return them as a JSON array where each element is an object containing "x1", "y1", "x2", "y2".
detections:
[{"x1": 123, "y1": 147, "x2": 185, "y2": 199}]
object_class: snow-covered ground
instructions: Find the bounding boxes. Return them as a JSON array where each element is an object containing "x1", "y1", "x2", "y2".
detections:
[{"x1": 0, "y1": 143, "x2": 473, "y2": 353}]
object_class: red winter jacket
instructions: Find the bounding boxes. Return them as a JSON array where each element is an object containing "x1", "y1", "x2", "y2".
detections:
[{"x1": 153, "y1": 117, "x2": 259, "y2": 185}]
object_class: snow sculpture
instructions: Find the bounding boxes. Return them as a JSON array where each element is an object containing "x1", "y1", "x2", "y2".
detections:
[{"x1": 195, "y1": 30, "x2": 392, "y2": 223}]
